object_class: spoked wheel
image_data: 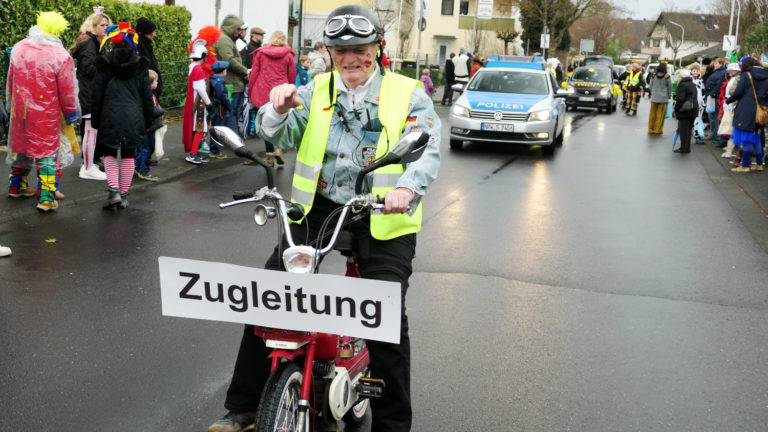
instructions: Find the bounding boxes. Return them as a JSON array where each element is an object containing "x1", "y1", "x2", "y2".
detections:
[
  {"x1": 344, "y1": 398, "x2": 370, "y2": 424},
  {"x1": 255, "y1": 362, "x2": 308, "y2": 432}
]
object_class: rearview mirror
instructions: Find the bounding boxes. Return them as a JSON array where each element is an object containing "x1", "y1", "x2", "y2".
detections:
[
  {"x1": 387, "y1": 131, "x2": 430, "y2": 164},
  {"x1": 209, "y1": 126, "x2": 246, "y2": 152}
]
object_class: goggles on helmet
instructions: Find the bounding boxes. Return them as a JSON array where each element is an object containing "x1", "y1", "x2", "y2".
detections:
[{"x1": 324, "y1": 14, "x2": 376, "y2": 39}]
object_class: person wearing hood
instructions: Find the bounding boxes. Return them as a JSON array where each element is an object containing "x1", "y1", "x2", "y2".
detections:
[
  {"x1": 7, "y1": 11, "x2": 79, "y2": 212},
  {"x1": 673, "y1": 69, "x2": 699, "y2": 153},
  {"x1": 247, "y1": 30, "x2": 296, "y2": 167},
  {"x1": 725, "y1": 57, "x2": 768, "y2": 172},
  {"x1": 91, "y1": 24, "x2": 154, "y2": 209},
  {"x1": 70, "y1": 12, "x2": 111, "y2": 181},
  {"x1": 215, "y1": 15, "x2": 250, "y2": 130},
  {"x1": 135, "y1": 17, "x2": 162, "y2": 97},
  {"x1": 647, "y1": 62, "x2": 672, "y2": 134}
]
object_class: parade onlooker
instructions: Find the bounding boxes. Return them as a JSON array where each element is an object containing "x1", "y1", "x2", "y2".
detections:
[
  {"x1": 308, "y1": 41, "x2": 329, "y2": 78},
  {"x1": 470, "y1": 56, "x2": 483, "y2": 78},
  {"x1": 242, "y1": 26, "x2": 264, "y2": 69},
  {"x1": 70, "y1": 11, "x2": 111, "y2": 181},
  {"x1": 183, "y1": 35, "x2": 216, "y2": 164},
  {"x1": 91, "y1": 24, "x2": 154, "y2": 209},
  {"x1": 216, "y1": 15, "x2": 250, "y2": 131},
  {"x1": 248, "y1": 30, "x2": 295, "y2": 167},
  {"x1": 135, "y1": 17, "x2": 162, "y2": 97},
  {"x1": 726, "y1": 57, "x2": 768, "y2": 172},
  {"x1": 453, "y1": 48, "x2": 471, "y2": 88},
  {"x1": 687, "y1": 63, "x2": 706, "y2": 144},
  {"x1": 295, "y1": 55, "x2": 311, "y2": 87},
  {"x1": 135, "y1": 69, "x2": 165, "y2": 181},
  {"x1": 442, "y1": 52, "x2": 455, "y2": 105},
  {"x1": 718, "y1": 63, "x2": 741, "y2": 157},
  {"x1": 7, "y1": 11, "x2": 79, "y2": 212},
  {"x1": 420, "y1": 68, "x2": 434, "y2": 97},
  {"x1": 647, "y1": 62, "x2": 672, "y2": 134},
  {"x1": 209, "y1": 60, "x2": 236, "y2": 136},
  {"x1": 673, "y1": 69, "x2": 699, "y2": 153},
  {"x1": 705, "y1": 57, "x2": 727, "y2": 144}
]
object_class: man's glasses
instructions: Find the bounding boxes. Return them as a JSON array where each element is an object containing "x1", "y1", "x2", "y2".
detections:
[{"x1": 324, "y1": 14, "x2": 375, "y2": 39}]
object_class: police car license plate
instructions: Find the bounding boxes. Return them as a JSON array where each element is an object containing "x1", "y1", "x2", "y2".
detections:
[
  {"x1": 482, "y1": 123, "x2": 514, "y2": 132},
  {"x1": 579, "y1": 96, "x2": 595, "y2": 102}
]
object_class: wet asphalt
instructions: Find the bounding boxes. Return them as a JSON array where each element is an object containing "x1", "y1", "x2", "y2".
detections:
[{"x1": 1, "y1": 98, "x2": 768, "y2": 431}]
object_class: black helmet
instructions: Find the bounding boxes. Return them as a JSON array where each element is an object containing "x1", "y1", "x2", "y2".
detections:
[{"x1": 323, "y1": 5, "x2": 383, "y2": 47}]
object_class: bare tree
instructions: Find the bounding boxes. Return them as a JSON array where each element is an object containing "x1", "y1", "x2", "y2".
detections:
[
  {"x1": 519, "y1": 0, "x2": 610, "y2": 53},
  {"x1": 497, "y1": 30, "x2": 521, "y2": 54}
]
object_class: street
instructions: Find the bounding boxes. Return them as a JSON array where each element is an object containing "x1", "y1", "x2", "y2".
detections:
[{"x1": 2, "y1": 99, "x2": 768, "y2": 431}]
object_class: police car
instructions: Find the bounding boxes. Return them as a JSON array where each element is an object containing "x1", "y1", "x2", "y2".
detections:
[{"x1": 448, "y1": 56, "x2": 567, "y2": 155}]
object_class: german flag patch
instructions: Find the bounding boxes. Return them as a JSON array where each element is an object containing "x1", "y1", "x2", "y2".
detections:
[{"x1": 405, "y1": 116, "x2": 417, "y2": 124}]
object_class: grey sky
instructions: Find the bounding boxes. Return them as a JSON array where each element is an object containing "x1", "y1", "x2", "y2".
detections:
[{"x1": 623, "y1": 0, "x2": 716, "y2": 20}]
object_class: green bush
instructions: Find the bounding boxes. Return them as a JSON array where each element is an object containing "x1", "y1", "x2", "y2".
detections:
[
  {"x1": 395, "y1": 67, "x2": 443, "y2": 88},
  {"x1": 0, "y1": 0, "x2": 191, "y2": 107}
]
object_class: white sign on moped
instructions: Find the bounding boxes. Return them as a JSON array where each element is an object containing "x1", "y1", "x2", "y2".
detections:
[{"x1": 158, "y1": 256, "x2": 402, "y2": 343}]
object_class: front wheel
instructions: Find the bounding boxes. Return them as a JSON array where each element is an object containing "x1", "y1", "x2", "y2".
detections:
[
  {"x1": 255, "y1": 362, "x2": 308, "y2": 432},
  {"x1": 449, "y1": 139, "x2": 463, "y2": 150}
]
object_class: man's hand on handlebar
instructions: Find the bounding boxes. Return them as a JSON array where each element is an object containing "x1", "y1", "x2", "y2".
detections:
[
  {"x1": 383, "y1": 187, "x2": 415, "y2": 214},
  {"x1": 269, "y1": 83, "x2": 303, "y2": 114}
]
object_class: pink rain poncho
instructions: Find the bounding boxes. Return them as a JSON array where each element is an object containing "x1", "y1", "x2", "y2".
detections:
[{"x1": 6, "y1": 26, "x2": 78, "y2": 159}]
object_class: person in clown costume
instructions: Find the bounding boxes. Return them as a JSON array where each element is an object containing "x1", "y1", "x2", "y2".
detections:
[
  {"x1": 6, "y1": 11, "x2": 79, "y2": 212},
  {"x1": 91, "y1": 23, "x2": 154, "y2": 209},
  {"x1": 182, "y1": 26, "x2": 221, "y2": 165}
]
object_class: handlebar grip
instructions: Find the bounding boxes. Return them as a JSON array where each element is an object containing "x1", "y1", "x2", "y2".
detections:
[
  {"x1": 232, "y1": 191, "x2": 254, "y2": 200},
  {"x1": 286, "y1": 203, "x2": 305, "y2": 221}
]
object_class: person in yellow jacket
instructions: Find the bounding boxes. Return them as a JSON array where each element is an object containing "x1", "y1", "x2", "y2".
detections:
[
  {"x1": 208, "y1": 5, "x2": 441, "y2": 432},
  {"x1": 624, "y1": 63, "x2": 643, "y2": 115}
]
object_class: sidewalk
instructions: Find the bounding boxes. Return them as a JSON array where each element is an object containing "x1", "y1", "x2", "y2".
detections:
[{"x1": 0, "y1": 119, "x2": 268, "y2": 223}]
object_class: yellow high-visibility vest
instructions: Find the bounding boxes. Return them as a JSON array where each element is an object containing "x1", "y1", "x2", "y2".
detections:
[{"x1": 291, "y1": 71, "x2": 424, "y2": 240}]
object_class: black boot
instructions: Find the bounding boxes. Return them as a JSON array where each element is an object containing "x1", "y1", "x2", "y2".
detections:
[
  {"x1": 103, "y1": 188, "x2": 121, "y2": 210},
  {"x1": 118, "y1": 193, "x2": 128, "y2": 209}
]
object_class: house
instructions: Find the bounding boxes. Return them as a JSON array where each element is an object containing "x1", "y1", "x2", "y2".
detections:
[
  {"x1": 302, "y1": 0, "x2": 524, "y2": 68},
  {"x1": 641, "y1": 12, "x2": 729, "y2": 64}
]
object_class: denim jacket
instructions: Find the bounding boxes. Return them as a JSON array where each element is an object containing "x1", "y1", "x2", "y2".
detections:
[{"x1": 255, "y1": 71, "x2": 441, "y2": 204}]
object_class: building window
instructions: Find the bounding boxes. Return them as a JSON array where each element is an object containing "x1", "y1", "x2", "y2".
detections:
[
  {"x1": 441, "y1": 0, "x2": 454, "y2": 15},
  {"x1": 652, "y1": 39, "x2": 660, "y2": 47},
  {"x1": 459, "y1": 1, "x2": 469, "y2": 15}
]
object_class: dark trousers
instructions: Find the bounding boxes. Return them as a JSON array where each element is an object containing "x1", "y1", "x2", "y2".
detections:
[
  {"x1": 224, "y1": 194, "x2": 416, "y2": 431},
  {"x1": 441, "y1": 81, "x2": 454, "y2": 104},
  {"x1": 134, "y1": 131, "x2": 155, "y2": 173},
  {"x1": 678, "y1": 117, "x2": 694, "y2": 151}
]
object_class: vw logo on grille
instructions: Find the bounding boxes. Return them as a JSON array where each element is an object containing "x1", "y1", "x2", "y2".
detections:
[
  {"x1": 585, "y1": 90, "x2": 590, "y2": 95},
  {"x1": 493, "y1": 111, "x2": 504, "y2": 121}
]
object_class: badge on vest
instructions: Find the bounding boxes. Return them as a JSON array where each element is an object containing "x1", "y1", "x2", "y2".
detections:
[{"x1": 362, "y1": 146, "x2": 377, "y2": 166}]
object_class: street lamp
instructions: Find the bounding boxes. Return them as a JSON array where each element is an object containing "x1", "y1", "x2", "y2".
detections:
[{"x1": 667, "y1": 20, "x2": 684, "y2": 68}]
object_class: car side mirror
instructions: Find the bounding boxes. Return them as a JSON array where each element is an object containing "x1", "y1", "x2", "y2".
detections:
[
  {"x1": 555, "y1": 89, "x2": 568, "y2": 98},
  {"x1": 451, "y1": 83, "x2": 465, "y2": 94}
]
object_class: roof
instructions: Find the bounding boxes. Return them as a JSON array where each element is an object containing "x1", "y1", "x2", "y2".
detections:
[{"x1": 649, "y1": 12, "x2": 729, "y2": 42}]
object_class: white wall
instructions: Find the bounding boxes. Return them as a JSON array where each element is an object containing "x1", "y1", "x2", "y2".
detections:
[{"x1": 128, "y1": 0, "x2": 289, "y2": 40}]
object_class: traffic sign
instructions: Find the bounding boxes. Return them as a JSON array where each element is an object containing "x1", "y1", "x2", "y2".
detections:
[
  {"x1": 419, "y1": 17, "x2": 427, "y2": 32},
  {"x1": 478, "y1": 0, "x2": 493, "y2": 19},
  {"x1": 541, "y1": 34, "x2": 550, "y2": 49},
  {"x1": 723, "y1": 35, "x2": 735, "y2": 52}
]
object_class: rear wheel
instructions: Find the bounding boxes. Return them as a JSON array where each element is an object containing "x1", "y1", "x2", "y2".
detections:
[
  {"x1": 255, "y1": 362, "x2": 307, "y2": 432},
  {"x1": 449, "y1": 139, "x2": 463, "y2": 150}
]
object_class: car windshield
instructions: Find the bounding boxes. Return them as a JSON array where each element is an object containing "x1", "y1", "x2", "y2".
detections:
[
  {"x1": 467, "y1": 70, "x2": 550, "y2": 95},
  {"x1": 570, "y1": 68, "x2": 611, "y2": 83},
  {"x1": 584, "y1": 58, "x2": 611, "y2": 67}
]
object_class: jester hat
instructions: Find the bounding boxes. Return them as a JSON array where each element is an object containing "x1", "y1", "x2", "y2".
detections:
[{"x1": 100, "y1": 22, "x2": 139, "y2": 52}]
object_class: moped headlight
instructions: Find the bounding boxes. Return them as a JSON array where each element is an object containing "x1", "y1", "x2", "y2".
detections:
[
  {"x1": 451, "y1": 104, "x2": 470, "y2": 117},
  {"x1": 253, "y1": 203, "x2": 276, "y2": 226},
  {"x1": 528, "y1": 109, "x2": 551, "y2": 121},
  {"x1": 282, "y1": 246, "x2": 317, "y2": 274}
]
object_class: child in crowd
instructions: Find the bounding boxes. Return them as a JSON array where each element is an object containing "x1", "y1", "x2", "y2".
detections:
[
  {"x1": 295, "y1": 55, "x2": 310, "y2": 87},
  {"x1": 207, "y1": 61, "x2": 233, "y2": 160},
  {"x1": 91, "y1": 23, "x2": 154, "y2": 209},
  {"x1": 182, "y1": 39, "x2": 214, "y2": 165},
  {"x1": 135, "y1": 69, "x2": 165, "y2": 181},
  {"x1": 420, "y1": 68, "x2": 434, "y2": 97}
]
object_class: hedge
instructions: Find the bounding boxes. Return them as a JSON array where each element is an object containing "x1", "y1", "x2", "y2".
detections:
[{"x1": 0, "y1": 0, "x2": 191, "y2": 108}]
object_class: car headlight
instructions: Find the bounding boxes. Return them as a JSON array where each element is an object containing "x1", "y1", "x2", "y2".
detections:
[
  {"x1": 528, "y1": 109, "x2": 551, "y2": 121},
  {"x1": 451, "y1": 104, "x2": 470, "y2": 117},
  {"x1": 567, "y1": 86, "x2": 575, "y2": 94},
  {"x1": 600, "y1": 87, "x2": 610, "y2": 96}
]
